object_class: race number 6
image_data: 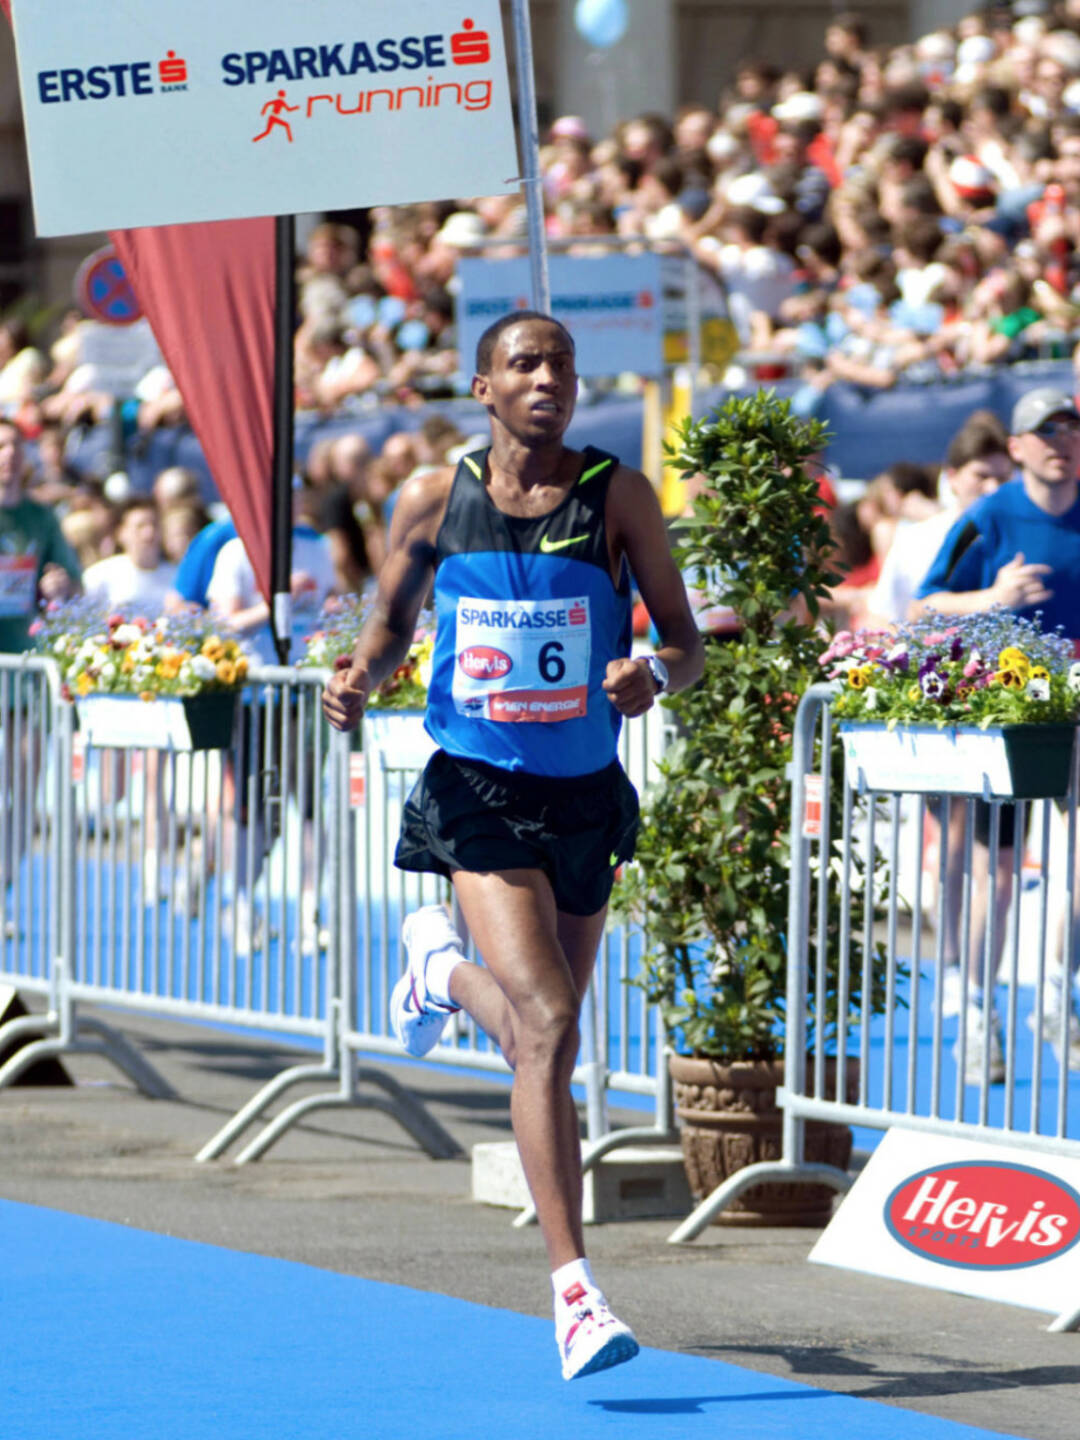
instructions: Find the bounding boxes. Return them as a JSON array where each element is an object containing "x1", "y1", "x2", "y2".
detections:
[{"x1": 539, "y1": 640, "x2": 566, "y2": 683}]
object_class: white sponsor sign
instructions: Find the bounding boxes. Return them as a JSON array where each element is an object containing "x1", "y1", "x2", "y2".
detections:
[
  {"x1": 11, "y1": 0, "x2": 518, "y2": 235},
  {"x1": 452, "y1": 595, "x2": 591, "y2": 723},
  {"x1": 810, "y1": 1129, "x2": 1080, "y2": 1316},
  {"x1": 457, "y1": 254, "x2": 665, "y2": 379}
]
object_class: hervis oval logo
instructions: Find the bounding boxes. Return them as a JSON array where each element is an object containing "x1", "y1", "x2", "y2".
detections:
[
  {"x1": 459, "y1": 645, "x2": 512, "y2": 681},
  {"x1": 885, "y1": 1160, "x2": 1080, "y2": 1271}
]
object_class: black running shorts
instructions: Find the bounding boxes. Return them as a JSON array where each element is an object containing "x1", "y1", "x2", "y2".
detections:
[{"x1": 394, "y1": 749, "x2": 640, "y2": 917}]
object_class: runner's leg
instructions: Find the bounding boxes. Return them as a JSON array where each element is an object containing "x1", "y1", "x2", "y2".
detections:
[{"x1": 449, "y1": 867, "x2": 605, "y2": 1270}]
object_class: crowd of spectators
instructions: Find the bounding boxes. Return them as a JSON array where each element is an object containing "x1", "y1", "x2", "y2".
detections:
[
  {"x1": 9, "y1": 4, "x2": 1080, "y2": 452},
  {"x1": 8, "y1": 5, "x2": 1080, "y2": 632}
]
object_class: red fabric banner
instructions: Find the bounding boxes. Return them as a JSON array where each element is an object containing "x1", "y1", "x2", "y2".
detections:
[
  {"x1": 3, "y1": 0, "x2": 276, "y2": 601},
  {"x1": 109, "y1": 223, "x2": 276, "y2": 601}
]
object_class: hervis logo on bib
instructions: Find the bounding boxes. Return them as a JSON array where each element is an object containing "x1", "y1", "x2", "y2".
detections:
[
  {"x1": 458, "y1": 645, "x2": 513, "y2": 681},
  {"x1": 885, "y1": 1160, "x2": 1080, "y2": 1270}
]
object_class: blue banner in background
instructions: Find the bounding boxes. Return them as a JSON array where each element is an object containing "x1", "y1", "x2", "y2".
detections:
[{"x1": 56, "y1": 363, "x2": 1075, "y2": 503}]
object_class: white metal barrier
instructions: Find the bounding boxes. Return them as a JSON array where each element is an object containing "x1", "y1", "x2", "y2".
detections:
[
  {"x1": 670, "y1": 684, "x2": 1080, "y2": 1331},
  {"x1": 0, "y1": 654, "x2": 673, "y2": 1180}
]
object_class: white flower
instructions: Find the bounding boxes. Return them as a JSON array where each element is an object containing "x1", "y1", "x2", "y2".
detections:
[
  {"x1": 98, "y1": 661, "x2": 117, "y2": 683},
  {"x1": 132, "y1": 665, "x2": 154, "y2": 685},
  {"x1": 190, "y1": 655, "x2": 217, "y2": 682},
  {"x1": 1068, "y1": 662, "x2": 1080, "y2": 695},
  {"x1": 864, "y1": 686, "x2": 878, "y2": 711},
  {"x1": 1027, "y1": 676, "x2": 1050, "y2": 702},
  {"x1": 709, "y1": 945, "x2": 733, "y2": 984},
  {"x1": 111, "y1": 623, "x2": 142, "y2": 647}
]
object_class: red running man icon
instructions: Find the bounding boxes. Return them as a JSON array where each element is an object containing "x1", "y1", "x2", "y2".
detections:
[{"x1": 253, "y1": 90, "x2": 299, "y2": 143}]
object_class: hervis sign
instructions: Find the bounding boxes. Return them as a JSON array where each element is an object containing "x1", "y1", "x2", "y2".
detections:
[
  {"x1": 10, "y1": 0, "x2": 518, "y2": 234},
  {"x1": 810, "y1": 1129, "x2": 1080, "y2": 1322}
]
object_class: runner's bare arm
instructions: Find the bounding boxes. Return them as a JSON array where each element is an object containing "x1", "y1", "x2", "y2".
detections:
[
  {"x1": 603, "y1": 466, "x2": 704, "y2": 717},
  {"x1": 322, "y1": 468, "x2": 452, "y2": 732}
]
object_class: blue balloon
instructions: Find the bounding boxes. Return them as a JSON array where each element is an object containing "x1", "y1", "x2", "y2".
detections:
[{"x1": 574, "y1": 0, "x2": 628, "y2": 49}]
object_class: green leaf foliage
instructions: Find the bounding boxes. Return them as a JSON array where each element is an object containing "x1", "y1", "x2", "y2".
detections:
[{"x1": 611, "y1": 392, "x2": 890, "y2": 1060}]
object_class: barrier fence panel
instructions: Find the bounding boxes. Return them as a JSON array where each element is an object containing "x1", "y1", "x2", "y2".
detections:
[
  {"x1": 0, "y1": 659, "x2": 56, "y2": 1001},
  {"x1": 670, "y1": 684, "x2": 1080, "y2": 1299},
  {"x1": 0, "y1": 654, "x2": 673, "y2": 1182}
]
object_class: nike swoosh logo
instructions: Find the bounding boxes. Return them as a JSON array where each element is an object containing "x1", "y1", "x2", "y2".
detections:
[{"x1": 539, "y1": 533, "x2": 589, "y2": 553}]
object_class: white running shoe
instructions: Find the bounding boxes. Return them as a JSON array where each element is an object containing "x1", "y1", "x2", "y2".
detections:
[
  {"x1": 1030, "y1": 988, "x2": 1080, "y2": 1070},
  {"x1": 557, "y1": 1283, "x2": 640, "y2": 1381},
  {"x1": 390, "y1": 906, "x2": 463, "y2": 1057},
  {"x1": 940, "y1": 964, "x2": 963, "y2": 1019},
  {"x1": 956, "y1": 1001, "x2": 1005, "y2": 1085}
]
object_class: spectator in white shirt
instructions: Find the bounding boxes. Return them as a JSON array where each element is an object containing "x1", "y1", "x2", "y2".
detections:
[
  {"x1": 695, "y1": 204, "x2": 797, "y2": 343},
  {"x1": 81, "y1": 496, "x2": 178, "y2": 617},
  {"x1": 205, "y1": 487, "x2": 338, "y2": 948},
  {"x1": 866, "y1": 411, "x2": 1012, "y2": 627}
]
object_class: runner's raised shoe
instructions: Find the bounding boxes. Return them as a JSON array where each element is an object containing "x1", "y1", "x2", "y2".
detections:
[
  {"x1": 390, "y1": 906, "x2": 463, "y2": 1057},
  {"x1": 557, "y1": 1282, "x2": 640, "y2": 1381}
]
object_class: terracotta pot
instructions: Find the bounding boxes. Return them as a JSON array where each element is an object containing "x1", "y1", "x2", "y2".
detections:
[{"x1": 669, "y1": 1053, "x2": 854, "y2": 1227}]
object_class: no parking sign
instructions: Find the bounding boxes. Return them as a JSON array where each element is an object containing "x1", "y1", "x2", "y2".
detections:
[{"x1": 74, "y1": 246, "x2": 142, "y2": 327}]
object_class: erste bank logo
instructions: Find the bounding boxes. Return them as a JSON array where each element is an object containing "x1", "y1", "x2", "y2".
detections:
[
  {"x1": 885, "y1": 1160, "x2": 1080, "y2": 1270},
  {"x1": 37, "y1": 49, "x2": 189, "y2": 103}
]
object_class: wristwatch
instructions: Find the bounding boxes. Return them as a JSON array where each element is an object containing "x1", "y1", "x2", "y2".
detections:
[{"x1": 641, "y1": 653, "x2": 669, "y2": 695}]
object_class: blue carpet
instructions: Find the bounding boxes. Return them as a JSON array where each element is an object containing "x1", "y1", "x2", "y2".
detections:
[{"x1": 0, "y1": 1200, "x2": 1024, "y2": 1440}]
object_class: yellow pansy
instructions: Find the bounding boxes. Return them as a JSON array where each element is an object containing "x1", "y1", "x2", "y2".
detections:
[
  {"x1": 992, "y1": 668, "x2": 1025, "y2": 690},
  {"x1": 215, "y1": 660, "x2": 236, "y2": 685},
  {"x1": 1030, "y1": 665, "x2": 1050, "y2": 681},
  {"x1": 998, "y1": 648, "x2": 1030, "y2": 675},
  {"x1": 75, "y1": 672, "x2": 94, "y2": 696},
  {"x1": 201, "y1": 637, "x2": 226, "y2": 663},
  {"x1": 847, "y1": 667, "x2": 869, "y2": 690}
]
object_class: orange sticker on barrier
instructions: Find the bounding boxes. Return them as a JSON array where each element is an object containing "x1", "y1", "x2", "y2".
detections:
[{"x1": 802, "y1": 773, "x2": 823, "y2": 839}]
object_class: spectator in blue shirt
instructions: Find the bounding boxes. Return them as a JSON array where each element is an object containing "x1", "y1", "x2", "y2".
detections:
[{"x1": 915, "y1": 385, "x2": 1080, "y2": 1085}]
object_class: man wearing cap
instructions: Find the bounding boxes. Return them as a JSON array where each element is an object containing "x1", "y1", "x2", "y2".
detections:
[
  {"x1": 916, "y1": 386, "x2": 1080, "y2": 632},
  {"x1": 915, "y1": 384, "x2": 1080, "y2": 1084}
]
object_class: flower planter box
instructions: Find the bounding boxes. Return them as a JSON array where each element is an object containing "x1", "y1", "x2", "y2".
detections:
[
  {"x1": 363, "y1": 709, "x2": 438, "y2": 773},
  {"x1": 839, "y1": 722, "x2": 1077, "y2": 799},
  {"x1": 77, "y1": 692, "x2": 238, "y2": 752}
]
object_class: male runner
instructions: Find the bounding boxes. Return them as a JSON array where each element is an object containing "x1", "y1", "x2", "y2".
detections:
[{"x1": 323, "y1": 312, "x2": 703, "y2": 1380}]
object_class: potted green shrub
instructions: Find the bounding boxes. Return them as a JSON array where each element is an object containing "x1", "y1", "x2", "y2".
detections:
[{"x1": 611, "y1": 391, "x2": 887, "y2": 1224}]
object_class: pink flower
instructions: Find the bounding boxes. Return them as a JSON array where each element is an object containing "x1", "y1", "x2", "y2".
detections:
[{"x1": 819, "y1": 630, "x2": 857, "y2": 664}]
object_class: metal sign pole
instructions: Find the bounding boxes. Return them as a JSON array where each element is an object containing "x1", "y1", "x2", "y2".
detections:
[
  {"x1": 270, "y1": 213, "x2": 296, "y2": 666},
  {"x1": 509, "y1": 0, "x2": 551, "y2": 314}
]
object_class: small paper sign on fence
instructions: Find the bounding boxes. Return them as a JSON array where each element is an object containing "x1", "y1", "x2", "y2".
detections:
[
  {"x1": 802, "y1": 773, "x2": 823, "y2": 839},
  {"x1": 349, "y1": 753, "x2": 366, "y2": 808},
  {"x1": 70, "y1": 733, "x2": 85, "y2": 785}
]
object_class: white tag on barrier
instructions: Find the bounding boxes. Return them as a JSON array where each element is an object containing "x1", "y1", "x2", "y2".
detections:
[{"x1": 810, "y1": 1129, "x2": 1080, "y2": 1315}]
